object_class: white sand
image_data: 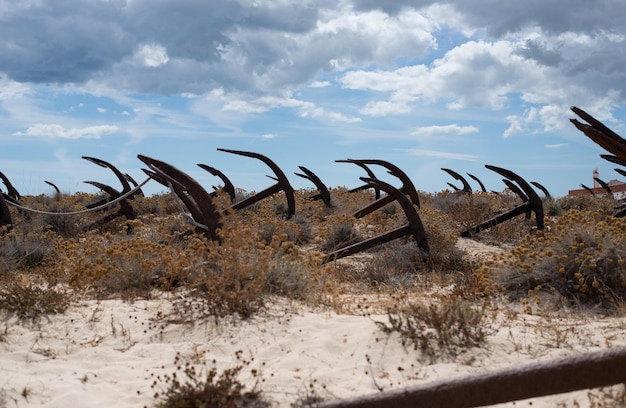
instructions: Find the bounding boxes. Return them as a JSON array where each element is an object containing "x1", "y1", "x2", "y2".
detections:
[{"x1": 1, "y1": 292, "x2": 625, "y2": 407}]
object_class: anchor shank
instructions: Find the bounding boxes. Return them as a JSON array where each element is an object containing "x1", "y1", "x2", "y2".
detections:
[
  {"x1": 231, "y1": 183, "x2": 282, "y2": 211},
  {"x1": 461, "y1": 204, "x2": 533, "y2": 237},
  {"x1": 323, "y1": 225, "x2": 410, "y2": 263}
]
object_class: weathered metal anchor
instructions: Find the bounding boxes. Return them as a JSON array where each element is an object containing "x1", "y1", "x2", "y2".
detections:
[
  {"x1": 138, "y1": 154, "x2": 222, "y2": 241},
  {"x1": 197, "y1": 163, "x2": 236, "y2": 203},
  {"x1": 82, "y1": 156, "x2": 137, "y2": 227},
  {"x1": 347, "y1": 162, "x2": 381, "y2": 200},
  {"x1": 461, "y1": 165, "x2": 544, "y2": 237},
  {"x1": 322, "y1": 177, "x2": 428, "y2": 263},
  {"x1": 295, "y1": 166, "x2": 332, "y2": 208},
  {"x1": 218, "y1": 148, "x2": 295, "y2": 218},
  {"x1": 467, "y1": 173, "x2": 487, "y2": 193},
  {"x1": 44, "y1": 181, "x2": 61, "y2": 195},
  {"x1": 83, "y1": 181, "x2": 136, "y2": 229},
  {"x1": 570, "y1": 106, "x2": 626, "y2": 166},
  {"x1": 0, "y1": 171, "x2": 20, "y2": 201},
  {"x1": 82, "y1": 156, "x2": 138, "y2": 208},
  {"x1": 530, "y1": 181, "x2": 551, "y2": 199},
  {"x1": 0, "y1": 171, "x2": 26, "y2": 222},
  {"x1": 337, "y1": 159, "x2": 420, "y2": 219},
  {"x1": 442, "y1": 168, "x2": 472, "y2": 194},
  {"x1": 580, "y1": 184, "x2": 596, "y2": 196},
  {"x1": 0, "y1": 193, "x2": 12, "y2": 230},
  {"x1": 593, "y1": 177, "x2": 613, "y2": 196}
]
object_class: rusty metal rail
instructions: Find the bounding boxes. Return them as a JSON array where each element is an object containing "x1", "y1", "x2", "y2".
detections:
[{"x1": 314, "y1": 346, "x2": 626, "y2": 408}]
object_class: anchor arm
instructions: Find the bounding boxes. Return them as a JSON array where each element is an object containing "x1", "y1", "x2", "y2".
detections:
[
  {"x1": 467, "y1": 173, "x2": 487, "y2": 193},
  {"x1": 217, "y1": 148, "x2": 295, "y2": 218},
  {"x1": 442, "y1": 168, "x2": 472, "y2": 194},
  {"x1": 82, "y1": 156, "x2": 132, "y2": 195},
  {"x1": 197, "y1": 163, "x2": 236, "y2": 202},
  {"x1": 295, "y1": 166, "x2": 331, "y2": 207}
]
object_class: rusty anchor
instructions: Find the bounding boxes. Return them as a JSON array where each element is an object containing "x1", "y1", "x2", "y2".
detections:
[
  {"x1": 337, "y1": 159, "x2": 420, "y2": 219},
  {"x1": 124, "y1": 173, "x2": 145, "y2": 197},
  {"x1": 295, "y1": 166, "x2": 332, "y2": 208},
  {"x1": 83, "y1": 181, "x2": 137, "y2": 230},
  {"x1": 138, "y1": 155, "x2": 222, "y2": 241},
  {"x1": 0, "y1": 193, "x2": 12, "y2": 230},
  {"x1": 0, "y1": 171, "x2": 20, "y2": 201},
  {"x1": 530, "y1": 181, "x2": 551, "y2": 199},
  {"x1": 197, "y1": 163, "x2": 236, "y2": 203},
  {"x1": 580, "y1": 184, "x2": 596, "y2": 196},
  {"x1": 218, "y1": 148, "x2": 296, "y2": 218},
  {"x1": 322, "y1": 177, "x2": 428, "y2": 264},
  {"x1": 570, "y1": 106, "x2": 626, "y2": 165},
  {"x1": 0, "y1": 171, "x2": 27, "y2": 221},
  {"x1": 467, "y1": 173, "x2": 487, "y2": 193},
  {"x1": 347, "y1": 162, "x2": 381, "y2": 200},
  {"x1": 442, "y1": 168, "x2": 472, "y2": 194},
  {"x1": 502, "y1": 178, "x2": 532, "y2": 219},
  {"x1": 82, "y1": 156, "x2": 134, "y2": 205},
  {"x1": 81, "y1": 156, "x2": 138, "y2": 228},
  {"x1": 44, "y1": 181, "x2": 61, "y2": 195},
  {"x1": 461, "y1": 165, "x2": 544, "y2": 237},
  {"x1": 593, "y1": 177, "x2": 614, "y2": 196}
]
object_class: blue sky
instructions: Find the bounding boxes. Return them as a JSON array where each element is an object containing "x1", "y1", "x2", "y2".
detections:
[{"x1": 1, "y1": 1, "x2": 626, "y2": 198}]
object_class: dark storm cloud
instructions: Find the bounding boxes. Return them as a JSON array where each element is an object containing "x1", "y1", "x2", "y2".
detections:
[
  {"x1": 0, "y1": 0, "x2": 321, "y2": 90},
  {"x1": 445, "y1": 0, "x2": 626, "y2": 37},
  {"x1": 515, "y1": 39, "x2": 563, "y2": 66},
  {"x1": 0, "y1": 0, "x2": 130, "y2": 82}
]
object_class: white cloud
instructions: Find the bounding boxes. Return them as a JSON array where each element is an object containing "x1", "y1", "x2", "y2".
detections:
[
  {"x1": 134, "y1": 44, "x2": 169, "y2": 68},
  {"x1": 308, "y1": 81, "x2": 331, "y2": 88},
  {"x1": 97, "y1": 107, "x2": 107, "y2": 113},
  {"x1": 411, "y1": 124, "x2": 479, "y2": 137},
  {"x1": 359, "y1": 100, "x2": 411, "y2": 116},
  {"x1": 503, "y1": 107, "x2": 539, "y2": 138},
  {"x1": 14, "y1": 124, "x2": 119, "y2": 139},
  {"x1": 223, "y1": 95, "x2": 361, "y2": 123},
  {"x1": 403, "y1": 148, "x2": 480, "y2": 161},
  {"x1": 0, "y1": 74, "x2": 31, "y2": 100},
  {"x1": 545, "y1": 143, "x2": 567, "y2": 148}
]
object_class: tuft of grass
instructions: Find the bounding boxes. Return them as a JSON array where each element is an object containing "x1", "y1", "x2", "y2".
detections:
[
  {"x1": 152, "y1": 352, "x2": 270, "y2": 408},
  {"x1": 0, "y1": 282, "x2": 70, "y2": 320},
  {"x1": 321, "y1": 220, "x2": 361, "y2": 252},
  {"x1": 377, "y1": 293, "x2": 488, "y2": 362}
]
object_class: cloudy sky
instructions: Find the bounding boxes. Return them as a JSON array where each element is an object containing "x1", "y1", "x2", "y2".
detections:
[{"x1": 1, "y1": 0, "x2": 626, "y2": 198}]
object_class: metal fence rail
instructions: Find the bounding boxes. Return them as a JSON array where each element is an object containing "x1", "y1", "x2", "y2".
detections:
[{"x1": 315, "y1": 346, "x2": 626, "y2": 408}]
